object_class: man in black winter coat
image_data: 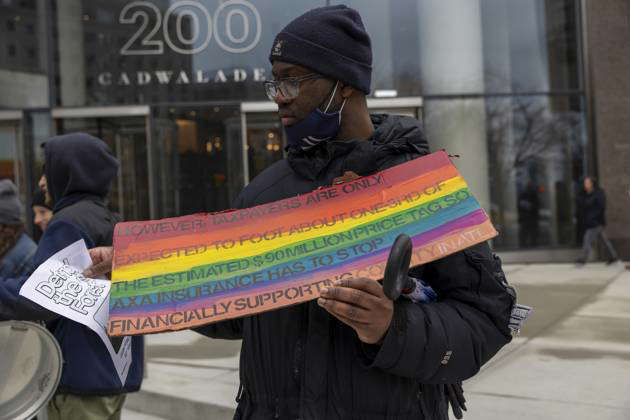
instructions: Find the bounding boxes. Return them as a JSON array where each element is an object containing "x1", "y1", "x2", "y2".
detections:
[
  {"x1": 87, "y1": 6, "x2": 515, "y2": 419},
  {"x1": 199, "y1": 7, "x2": 514, "y2": 419},
  {"x1": 576, "y1": 176, "x2": 619, "y2": 265}
]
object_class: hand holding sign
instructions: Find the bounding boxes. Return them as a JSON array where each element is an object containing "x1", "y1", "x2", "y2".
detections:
[
  {"x1": 317, "y1": 234, "x2": 415, "y2": 345},
  {"x1": 318, "y1": 278, "x2": 393, "y2": 344}
]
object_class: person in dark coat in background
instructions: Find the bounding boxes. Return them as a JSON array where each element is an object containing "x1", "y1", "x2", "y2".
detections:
[
  {"x1": 0, "y1": 179, "x2": 37, "y2": 278},
  {"x1": 518, "y1": 182, "x2": 541, "y2": 247},
  {"x1": 86, "y1": 6, "x2": 516, "y2": 419},
  {"x1": 0, "y1": 134, "x2": 144, "y2": 420},
  {"x1": 576, "y1": 176, "x2": 619, "y2": 265}
]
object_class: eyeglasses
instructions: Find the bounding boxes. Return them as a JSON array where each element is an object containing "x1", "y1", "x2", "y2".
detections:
[{"x1": 263, "y1": 74, "x2": 324, "y2": 100}]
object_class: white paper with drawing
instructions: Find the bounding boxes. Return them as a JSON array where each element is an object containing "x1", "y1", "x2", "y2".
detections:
[{"x1": 19, "y1": 239, "x2": 132, "y2": 385}]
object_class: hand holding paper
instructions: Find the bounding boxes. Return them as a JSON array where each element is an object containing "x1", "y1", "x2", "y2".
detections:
[{"x1": 83, "y1": 246, "x2": 114, "y2": 278}]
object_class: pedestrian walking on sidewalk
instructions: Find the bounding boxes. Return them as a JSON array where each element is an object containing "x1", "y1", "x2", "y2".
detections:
[{"x1": 576, "y1": 176, "x2": 619, "y2": 265}]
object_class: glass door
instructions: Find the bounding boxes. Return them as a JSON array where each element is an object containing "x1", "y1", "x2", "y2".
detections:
[
  {"x1": 244, "y1": 112, "x2": 285, "y2": 182},
  {"x1": 151, "y1": 105, "x2": 244, "y2": 218},
  {"x1": 54, "y1": 116, "x2": 150, "y2": 222}
]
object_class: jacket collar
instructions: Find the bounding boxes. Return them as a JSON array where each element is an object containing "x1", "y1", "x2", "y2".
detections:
[
  {"x1": 287, "y1": 113, "x2": 428, "y2": 181},
  {"x1": 53, "y1": 193, "x2": 105, "y2": 213}
]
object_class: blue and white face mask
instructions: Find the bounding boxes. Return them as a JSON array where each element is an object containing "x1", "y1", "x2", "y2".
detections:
[{"x1": 284, "y1": 81, "x2": 347, "y2": 151}]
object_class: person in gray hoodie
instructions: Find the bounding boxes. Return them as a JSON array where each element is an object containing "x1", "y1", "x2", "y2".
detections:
[{"x1": 0, "y1": 179, "x2": 36, "y2": 278}]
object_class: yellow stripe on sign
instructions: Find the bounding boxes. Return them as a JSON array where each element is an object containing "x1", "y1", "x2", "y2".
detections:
[{"x1": 113, "y1": 176, "x2": 468, "y2": 282}]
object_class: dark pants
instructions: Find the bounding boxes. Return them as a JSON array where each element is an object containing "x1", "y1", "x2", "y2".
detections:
[{"x1": 580, "y1": 225, "x2": 618, "y2": 262}]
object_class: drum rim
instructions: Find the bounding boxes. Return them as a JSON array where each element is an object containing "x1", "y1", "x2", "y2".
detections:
[{"x1": 0, "y1": 320, "x2": 63, "y2": 420}]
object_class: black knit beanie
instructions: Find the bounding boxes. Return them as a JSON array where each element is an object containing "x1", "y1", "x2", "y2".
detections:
[
  {"x1": 32, "y1": 188, "x2": 50, "y2": 210},
  {"x1": 269, "y1": 5, "x2": 372, "y2": 94}
]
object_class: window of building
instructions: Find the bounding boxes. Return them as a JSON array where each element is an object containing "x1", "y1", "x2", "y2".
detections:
[
  {"x1": 151, "y1": 105, "x2": 244, "y2": 217},
  {"x1": 245, "y1": 113, "x2": 285, "y2": 181},
  {"x1": 338, "y1": 0, "x2": 585, "y2": 251},
  {"x1": 0, "y1": 5, "x2": 50, "y2": 76},
  {"x1": 487, "y1": 94, "x2": 587, "y2": 249}
]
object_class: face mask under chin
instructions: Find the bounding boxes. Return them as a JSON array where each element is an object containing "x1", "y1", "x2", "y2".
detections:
[{"x1": 284, "y1": 81, "x2": 347, "y2": 151}]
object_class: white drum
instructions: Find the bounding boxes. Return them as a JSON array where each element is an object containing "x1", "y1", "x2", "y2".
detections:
[{"x1": 0, "y1": 321, "x2": 62, "y2": 420}]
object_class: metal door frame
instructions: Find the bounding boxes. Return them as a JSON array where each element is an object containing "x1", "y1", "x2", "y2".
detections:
[
  {"x1": 51, "y1": 105, "x2": 150, "y2": 119},
  {"x1": 241, "y1": 97, "x2": 423, "y2": 113},
  {"x1": 0, "y1": 111, "x2": 24, "y2": 121}
]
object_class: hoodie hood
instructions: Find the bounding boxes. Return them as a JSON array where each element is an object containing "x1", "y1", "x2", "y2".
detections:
[
  {"x1": 287, "y1": 113, "x2": 429, "y2": 180},
  {"x1": 44, "y1": 133, "x2": 119, "y2": 212}
]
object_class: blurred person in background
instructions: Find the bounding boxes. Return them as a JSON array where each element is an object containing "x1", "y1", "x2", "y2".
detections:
[
  {"x1": 32, "y1": 187, "x2": 53, "y2": 233},
  {"x1": 0, "y1": 179, "x2": 37, "y2": 278},
  {"x1": 576, "y1": 176, "x2": 619, "y2": 265},
  {"x1": 518, "y1": 181, "x2": 541, "y2": 247}
]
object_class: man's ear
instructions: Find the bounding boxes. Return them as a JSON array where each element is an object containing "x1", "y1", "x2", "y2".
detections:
[{"x1": 340, "y1": 84, "x2": 355, "y2": 99}]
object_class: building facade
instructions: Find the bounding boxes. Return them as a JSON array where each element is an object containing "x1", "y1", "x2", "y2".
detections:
[{"x1": 1, "y1": 0, "x2": 626, "y2": 260}]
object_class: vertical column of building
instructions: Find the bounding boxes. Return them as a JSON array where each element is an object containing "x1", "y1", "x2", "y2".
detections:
[
  {"x1": 479, "y1": 0, "x2": 518, "y2": 247},
  {"x1": 416, "y1": 0, "x2": 490, "y2": 213}
]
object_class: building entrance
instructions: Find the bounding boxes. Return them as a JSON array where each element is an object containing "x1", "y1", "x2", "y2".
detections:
[
  {"x1": 241, "y1": 97, "x2": 423, "y2": 184},
  {"x1": 50, "y1": 98, "x2": 422, "y2": 222}
]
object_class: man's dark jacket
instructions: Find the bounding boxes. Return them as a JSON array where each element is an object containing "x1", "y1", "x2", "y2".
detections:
[
  {"x1": 0, "y1": 133, "x2": 144, "y2": 394},
  {"x1": 579, "y1": 188, "x2": 606, "y2": 229},
  {"x1": 196, "y1": 115, "x2": 514, "y2": 420}
]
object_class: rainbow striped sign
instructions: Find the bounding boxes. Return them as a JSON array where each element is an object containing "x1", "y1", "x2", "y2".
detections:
[{"x1": 108, "y1": 151, "x2": 497, "y2": 336}]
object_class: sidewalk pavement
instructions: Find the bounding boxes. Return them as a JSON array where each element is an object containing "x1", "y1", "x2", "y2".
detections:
[
  {"x1": 122, "y1": 408, "x2": 169, "y2": 420},
  {"x1": 124, "y1": 262, "x2": 630, "y2": 420}
]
